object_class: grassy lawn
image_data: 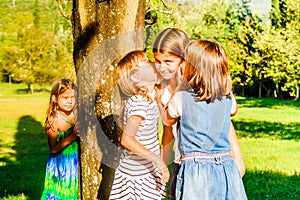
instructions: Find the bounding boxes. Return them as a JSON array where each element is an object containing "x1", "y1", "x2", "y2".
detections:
[
  {"x1": 233, "y1": 96, "x2": 300, "y2": 199},
  {"x1": 0, "y1": 83, "x2": 49, "y2": 200},
  {"x1": 0, "y1": 83, "x2": 299, "y2": 199}
]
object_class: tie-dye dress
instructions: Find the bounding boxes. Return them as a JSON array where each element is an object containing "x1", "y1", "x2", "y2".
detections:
[{"x1": 41, "y1": 114, "x2": 78, "y2": 200}]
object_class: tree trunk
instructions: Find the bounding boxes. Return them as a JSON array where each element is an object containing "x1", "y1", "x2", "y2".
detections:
[
  {"x1": 258, "y1": 82, "x2": 261, "y2": 98},
  {"x1": 242, "y1": 86, "x2": 245, "y2": 97},
  {"x1": 275, "y1": 83, "x2": 279, "y2": 98},
  {"x1": 27, "y1": 84, "x2": 33, "y2": 94},
  {"x1": 71, "y1": 1, "x2": 146, "y2": 199}
]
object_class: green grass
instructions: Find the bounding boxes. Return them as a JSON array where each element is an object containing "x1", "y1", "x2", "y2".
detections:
[
  {"x1": 232, "y1": 96, "x2": 300, "y2": 199},
  {"x1": 0, "y1": 83, "x2": 300, "y2": 199},
  {"x1": 0, "y1": 83, "x2": 49, "y2": 200}
]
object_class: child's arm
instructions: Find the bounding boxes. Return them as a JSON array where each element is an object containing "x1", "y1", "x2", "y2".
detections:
[
  {"x1": 229, "y1": 121, "x2": 245, "y2": 177},
  {"x1": 161, "y1": 125, "x2": 175, "y2": 164},
  {"x1": 47, "y1": 127, "x2": 78, "y2": 154},
  {"x1": 121, "y1": 115, "x2": 170, "y2": 184},
  {"x1": 230, "y1": 92, "x2": 238, "y2": 116},
  {"x1": 155, "y1": 91, "x2": 178, "y2": 126},
  {"x1": 229, "y1": 93, "x2": 245, "y2": 176},
  {"x1": 156, "y1": 91, "x2": 179, "y2": 164},
  {"x1": 155, "y1": 87, "x2": 177, "y2": 127}
]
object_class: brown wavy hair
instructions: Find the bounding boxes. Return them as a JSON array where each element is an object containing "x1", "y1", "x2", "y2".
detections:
[
  {"x1": 184, "y1": 40, "x2": 232, "y2": 103},
  {"x1": 153, "y1": 27, "x2": 189, "y2": 59},
  {"x1": 44, "y1": 78, "x2": 77, "y2": 131}
]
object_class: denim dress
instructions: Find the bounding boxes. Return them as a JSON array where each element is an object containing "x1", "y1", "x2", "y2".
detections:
[{"x1": 168, "y1": 90, "x2": 247, "y2": 200}]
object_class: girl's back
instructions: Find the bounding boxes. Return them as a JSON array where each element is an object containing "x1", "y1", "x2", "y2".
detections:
[
  {"x1": 172, "y1": 90, "x2": 232, "y2": 155},
  {"x1": 165, "y1": 40, "x2": 247, "y2": 199}
]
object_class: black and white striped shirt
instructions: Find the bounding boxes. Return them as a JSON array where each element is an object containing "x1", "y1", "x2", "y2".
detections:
[{"x1": 118, "y1": 95, "x2": 160, "y2": 177}]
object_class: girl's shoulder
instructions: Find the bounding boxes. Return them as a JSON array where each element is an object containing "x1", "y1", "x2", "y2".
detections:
[
  {"x1": 125, "y1": 95, "x2": 152, "y2": 116},
  {"x1": 47, "y1": 114, "x2": 74, "y2": 134},
  {"x1": 57, "y1": 111, "x2": 75, "y2": 125},
  {"x1": 128, "y1": 94, "x2": 150, "y2": 105},
  {"x1": 46, "y1": 116, "x2": 59, "y2": 134}
]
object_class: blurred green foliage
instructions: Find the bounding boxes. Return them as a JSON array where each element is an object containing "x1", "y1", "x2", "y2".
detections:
[
  {"x1": 0, "y1": 0, "x2": 299, "y2": 97},
  {"x1": 0, "y1": 0, "x2": 75, "y2": 93}
]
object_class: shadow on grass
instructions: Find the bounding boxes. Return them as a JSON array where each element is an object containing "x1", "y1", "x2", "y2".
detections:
[
  {"x1": 243, "y1": 170, "x2": 300, "y2": 200},
  {"x1": 0, "y1": 115, "x2": 48, "y2": 200},
  {"x1": 237, "y1": 97, "x2": 300, "y2": 110},
  {"x1": 233, "y1": 119, "x2": 300, "y2": 140},
  {"x1": 16, "y1": 88, "x2": 50, "y2": 94}
]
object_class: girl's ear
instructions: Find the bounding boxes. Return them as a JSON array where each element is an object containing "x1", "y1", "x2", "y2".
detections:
[
  {"x1": 130, "y1": 73, "x2": 140, "y2": 83},
  {"x1": 179, "y1": 59, "x2": 185, "y2": 70},
  {"x1": 178, "y1": 61, "x2": 185, "y2": 79}
]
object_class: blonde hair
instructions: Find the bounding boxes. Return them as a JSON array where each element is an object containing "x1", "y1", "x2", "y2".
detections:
[
  {"x1": 153, "y1": 27, "x2": 189, "y2": 59},
  {"x1": 116, "y1": 51, "x2": 152, "y2": 129},
  {"x1": 116, "y1": 50, "x2": 154, "y2": 102},
  {"x1": 44, "y1": 78, "x2": 77, "y2": 131},
  {"x1": 184, "y1": 40, "x2": 232, "y2": 102},
  {"x1": 117, "y1": 50, "x2": 147, "y2": 94}
]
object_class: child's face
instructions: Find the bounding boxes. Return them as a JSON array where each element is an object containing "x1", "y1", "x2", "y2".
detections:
[
  {"x1": 133, "y1": 62, "x2": 159, "y2": 87},
  {"x1": 154, "y1": 52, "x2": 183, "y2": 80},
  {"x1": 56, "y1": 88, "x2": 76, "y2": 112}
]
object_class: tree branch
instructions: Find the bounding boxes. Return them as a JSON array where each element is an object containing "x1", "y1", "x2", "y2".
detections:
[{"x1": 57, "y1": 0, "x2": 71, "y2": 19}]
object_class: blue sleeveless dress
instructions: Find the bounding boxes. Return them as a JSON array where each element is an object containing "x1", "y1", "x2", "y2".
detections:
[
  {"x1": 168, "y1": 90, "x2": 247, "y2": 200},
  {"x1": 41, "y1": 113, "x2": 78, "y2": 200}
]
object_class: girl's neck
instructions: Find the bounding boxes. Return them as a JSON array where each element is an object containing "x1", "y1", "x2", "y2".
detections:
[
  {"x1": 168, "y1": 77, "x2": 178, "y2": 93},
  {"x1": 57, "y1": 109, "x2": 73, "y2": 117},
  {"x1": 141, "y1": 82, "x2": 155, "y2": 93},
  {"x1": 136, "y1": 86, "x2": 156, "y2": 102}
]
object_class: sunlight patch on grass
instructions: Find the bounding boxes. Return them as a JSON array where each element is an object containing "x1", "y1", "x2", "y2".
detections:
[
  {"x1": 235, "y1": 107, "x2": 300, "y2": 124},
  {"x1": 239, "y1": 138, "x2": 300, "y2": 176},
  {"x1": 1, "y1": 193, "x2": 28, "y2": 200}
]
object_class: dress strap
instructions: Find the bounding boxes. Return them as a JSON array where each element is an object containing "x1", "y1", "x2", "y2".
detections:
[{"x1": 57, "y1": 111, "x2": 74, "y2": 125}]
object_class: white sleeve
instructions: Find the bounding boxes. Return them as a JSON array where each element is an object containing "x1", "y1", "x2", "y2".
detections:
[
  {"x1": 167, "y1": 92, "x2": 182, "y2": 118},
  {"x1": 161, "y1": 88, "x2": 172, "y2": 106}
]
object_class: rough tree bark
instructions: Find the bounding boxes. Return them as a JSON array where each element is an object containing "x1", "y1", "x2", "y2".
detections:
[{"x1": 71, "y1": 1, "x2": 146, "y2": 199}]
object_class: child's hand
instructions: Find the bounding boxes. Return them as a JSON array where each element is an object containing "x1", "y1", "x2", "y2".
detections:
[
  {"x1": 154, "y1": 88, "x2": 163, "y2": 105},
  {"x1": 155, "y1": 158, "x2": 170, "y2": 184}
]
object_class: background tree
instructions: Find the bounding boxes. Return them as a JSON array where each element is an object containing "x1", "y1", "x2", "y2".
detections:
[
  {"x1": 144, "y1": 0, "x2": 179, "y2": 54},
  {"x1": 268, "y1": 0, "x2": 300, "y2": 99},
  {"x1": 222, "y1": 0, "x2": 265, "y2": 97},
  {"x1": 0, "y1": 0, "x2": 75, "y2": 93}
]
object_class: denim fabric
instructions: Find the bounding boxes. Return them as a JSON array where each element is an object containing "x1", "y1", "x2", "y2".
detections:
[
  {"x1": 175, "y1": 90, "x2": 247, "y2": 199},
  {"x1": 176, "y1": 156, "x2": 247, "y2": 200},
  {"x1": 178, "y1": 90, "x2": 232, "y2": 155}
]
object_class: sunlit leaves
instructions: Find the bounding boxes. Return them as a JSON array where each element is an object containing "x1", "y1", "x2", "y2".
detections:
[{"x1": 0, "y1": 0, "x2": 74, "y2": 92}]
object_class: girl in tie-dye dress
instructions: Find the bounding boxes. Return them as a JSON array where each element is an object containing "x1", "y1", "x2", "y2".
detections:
[{"x1": 41, "y1": 78, "x2": 79, "y2": 200}]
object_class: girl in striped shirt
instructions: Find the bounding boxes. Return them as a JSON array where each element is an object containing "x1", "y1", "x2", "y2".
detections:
[{"x1": 109, "y1": 50, "x2": 169, "y2": 200}]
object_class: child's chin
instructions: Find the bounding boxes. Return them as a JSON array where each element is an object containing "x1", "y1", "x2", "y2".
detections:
[{"x1": 64, "y1": 107, "x2": 73, "y2": 111}]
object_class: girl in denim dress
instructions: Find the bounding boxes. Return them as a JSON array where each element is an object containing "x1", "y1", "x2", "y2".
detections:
[{"x1": 161, "y1": 40, "x2": 247, "y2": 200}]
